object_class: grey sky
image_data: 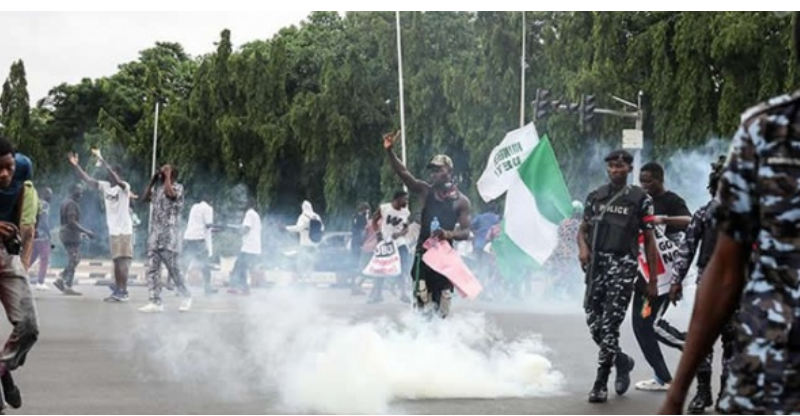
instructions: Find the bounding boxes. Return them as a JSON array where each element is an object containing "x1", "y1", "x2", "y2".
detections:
[{"x1": 0, "y1": 11, "x2": 311, "y2": 102}]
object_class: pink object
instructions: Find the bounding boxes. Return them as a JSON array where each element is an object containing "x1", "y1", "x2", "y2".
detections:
[{"x1": 422, "y1": 238, "x2": 483, "y2": 299}]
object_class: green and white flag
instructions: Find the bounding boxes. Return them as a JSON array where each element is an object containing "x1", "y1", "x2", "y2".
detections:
[{"x1": 478, "y1": 128, "x2": 573, "y2": 279}]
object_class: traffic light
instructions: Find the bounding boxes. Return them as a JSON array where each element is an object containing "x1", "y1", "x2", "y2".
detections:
[
  {"x1": 580, "y1": 94, "x2": 596, "y2": 131},
  {"x1": 565, "y1": 102, "x2": 579, "y2": 114},
  {"x1": 533, "y1": 89, "x2": 551, "y2": 121}
]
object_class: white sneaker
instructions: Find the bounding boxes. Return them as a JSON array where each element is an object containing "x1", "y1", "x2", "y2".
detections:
[
  {"x1": 179, "y1": 297, "x2": 193, "y2": 312},
  {"x1": 35, "y1": 283, "x2": 50, "y2": 291},
  {"x1": 635, "y1": 379, "x2": 670, "y2": 391},
  {"x1": 138, "y1": 302, "x2": 164, "y2": 313}
]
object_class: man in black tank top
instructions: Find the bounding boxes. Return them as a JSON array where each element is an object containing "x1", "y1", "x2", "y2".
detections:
[
  {"x1": 578, "y1": 149, "x2": 660, "y2": 404},
  {"x1": 384, "y1": 130, "x2": 471, "y2": 319}
]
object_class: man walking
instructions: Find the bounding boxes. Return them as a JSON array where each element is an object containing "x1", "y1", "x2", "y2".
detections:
[
  {"x1": 0, "y1": 140, "x2": 39, "y2": 411},
  {"x1": 182, "y1": 191, "x2": 217, "y2": 295},
  {"x1": 631, "y1": 161, "x2": 691, "y2": 392},
  {"x1": 29, "y1": 186, "x2": 53, "y2": 290},
  {"x1": 54, "y1": 184, "x2": 94, "y2": 296},
  {"x1": 228, "y1": 198, "x2": 262, "y2": 295},
  {"x1": 578, "y1": 149, "x2": 659, "y2": 403}
]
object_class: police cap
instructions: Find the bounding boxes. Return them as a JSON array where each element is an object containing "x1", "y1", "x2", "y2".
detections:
[{"x1": 604, "y1": 149, "x2": 634, "y2": 165}]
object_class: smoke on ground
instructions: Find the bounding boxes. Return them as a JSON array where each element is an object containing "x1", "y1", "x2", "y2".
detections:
[{"x1": 124, "y1": 288, "x2": 564, "y2": 414}]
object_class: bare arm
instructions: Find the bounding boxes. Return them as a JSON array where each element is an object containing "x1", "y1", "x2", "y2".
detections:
[
  {"x1": 659, "y1": 215, "x2": 692, "y2": 229},
  {"x1": 98, "y1": 158, "x2": 126, "y2": 190},
  {"x1": 162, "y1": 169, "x2": 178, "y2": 200},
  {"x1": 578, "y1": 221, "x2": 591, "y2": 266},
  {"x1": 448, "y1": 196, "x2": 472, "y2": 241},
  {"x1": 643, "y1": 229, "x2": 660, "y2": 298},
  {"x1": 383, "y1": 131, "x2": 428, "y2": 194},
  {"x1": 68, "y1": 213, "x2": 93, "y2": 236},
  {"x1": 142, "y1": 173, "x2": 159, "y2": 203},
  {"x1": 660, "y1": 235, "x2": 746, "y2": 414},
  {"x1": 67, "y1": 152, "x2": 99, "y2": 189},
  {"x1": 386, "y1": 148, "x2": 428, "y2": 194}
]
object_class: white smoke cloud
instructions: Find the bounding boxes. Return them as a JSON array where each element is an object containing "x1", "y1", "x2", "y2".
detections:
[{"x1": 124, "y1": 288, "x2": 565, "y2": 414}]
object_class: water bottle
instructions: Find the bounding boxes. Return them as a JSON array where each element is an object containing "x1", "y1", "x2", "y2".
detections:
[{"x1": 430, "y1": 216, "x2": 440, "y2": 233}]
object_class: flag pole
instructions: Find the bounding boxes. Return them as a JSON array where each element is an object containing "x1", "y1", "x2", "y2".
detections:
[
  {"x1": 519, "y1": 11, "x2": 526, "y2": 128},
  {"x1": 396, "y1": 11, "x2": 408, "y2": 167}
]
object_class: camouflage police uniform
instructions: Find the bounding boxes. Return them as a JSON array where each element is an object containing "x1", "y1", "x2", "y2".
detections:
[
  {"x1": 583, "y1": 181, "x2": 655, "y2": 395},
  {"x1": 671, "y1": 195, "x2": 737, "y2": 412},
  {"x1": 714, "y1": 89, "x2": 800, "y2": 414}
]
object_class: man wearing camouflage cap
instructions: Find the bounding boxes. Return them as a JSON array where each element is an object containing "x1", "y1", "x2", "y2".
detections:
[
  {"x1": 383, "y1": 130, "x2": 471, "y2": 319},
  {"x1": 578, "y1": 149, "x2": 659, "y2": 403}
]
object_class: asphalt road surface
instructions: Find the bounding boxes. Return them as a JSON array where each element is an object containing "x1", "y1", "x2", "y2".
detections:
[{"x1": 5, "y1": 283, "x2": 706, "y2": 415}]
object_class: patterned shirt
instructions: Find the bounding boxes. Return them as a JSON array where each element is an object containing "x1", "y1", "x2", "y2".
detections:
[
  {"x1": 147, "y1": 183, "x2": 184, "y2": 252},
  {"x1": 715, "y1": 89, "x2": 800, "y2": 414},
  {"x1": 670, "y1": 200, "x2": 715, "y2": 285}
]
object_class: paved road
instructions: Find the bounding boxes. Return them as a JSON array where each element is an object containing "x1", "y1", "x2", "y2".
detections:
[{"x1": 7, "y1": 283, "x2": 706, "y2": 414}]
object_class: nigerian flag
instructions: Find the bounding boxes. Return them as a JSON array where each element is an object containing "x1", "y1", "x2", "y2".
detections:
[{"x1": 477, "y1": 126, "x2": 572, "y2": 280}]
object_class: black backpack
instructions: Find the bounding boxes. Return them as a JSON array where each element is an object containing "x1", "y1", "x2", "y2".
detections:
[{"x1": 309, "y1": 216, "x2": 324, "y2": 243}]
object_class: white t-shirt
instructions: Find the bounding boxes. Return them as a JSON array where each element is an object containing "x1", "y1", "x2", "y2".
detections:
[
  {"x1": 241, "y1": 208, "x2": 262, "y2": 254},
  {"x1": 380, "y1": 203, "x2": 410, "y2": 247},
  {"x1": 183, "y1": 201, "x2": 214, "y2": 253},
  {"x1": 98, "y1": 180, "x2": 133, "y2": 236}
]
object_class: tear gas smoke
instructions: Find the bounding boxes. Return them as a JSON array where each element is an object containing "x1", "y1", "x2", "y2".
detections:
[{"x1": 125, "y1": 288, "x2": 565, "y2": 414}]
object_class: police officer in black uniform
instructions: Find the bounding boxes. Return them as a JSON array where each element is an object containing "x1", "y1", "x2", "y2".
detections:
[{"x1": 578, "y1": 149, "x2": 660, "y2": 403}]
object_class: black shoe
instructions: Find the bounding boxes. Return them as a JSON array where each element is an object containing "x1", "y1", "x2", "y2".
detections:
[
  {"x1": 687, "y1": 372, "x2": 713, "y2": 414},
  {"x1": 687, "y1": 391, "x2": 712, "y2": 414},
  {"x1": 614, "y1": 352, "x2": 635, "y2": 395},
  {"x1": 589, "y1": 366, "x2": 610, "y2": 403},
  {"x1": 53, "y1": 279, "x2": 65, "y2": 293},
  {"x1": 588, "y1": 384, "x2": 608, "y2": 403},
  {"x1": 4, "y1": 385, "x2": 21, "y2": 409}
]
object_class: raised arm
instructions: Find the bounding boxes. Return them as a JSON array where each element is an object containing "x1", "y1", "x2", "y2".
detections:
[
  {"x1": 67, "y1": 152, "x2": 99, "y2": 189},
  {"x1": 161, "y1": 166, "x2": 179, "y2": 200},
  {"x1": 383, "y1": 131, "x2": 428, "y2": 195},
  {"x1": 92, "y1": 149, "x2": 127, "y2": 190},
  {"x1": 142, "y1": 173, "x2": 159, "y2": 203}
]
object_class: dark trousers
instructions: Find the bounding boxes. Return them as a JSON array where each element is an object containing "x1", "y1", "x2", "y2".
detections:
[
  {"x1": 584, "y1": 252, "x2": 637, "y2": 370},
  {"x1": 370, "y1": 245, "x2": 410, "y2": 299},
  {"x1": 230, "y1": 252, "x2": 258, "y2": 291},
  {"x1": 632, "y1": 291, "x2": 686, "y2": 383},
  {"x1": 60, "y1": 243, "x2": 81, "y2": 287},
  {"x1": 411, "y1": 249, "x2": 454, "y2": 309}
]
